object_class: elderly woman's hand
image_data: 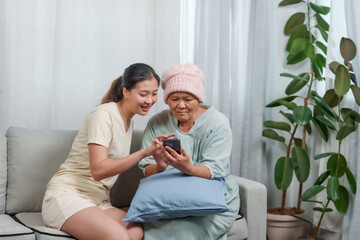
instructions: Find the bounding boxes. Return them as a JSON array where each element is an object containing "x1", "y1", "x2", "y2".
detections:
[{"x1": 164, "y1": 147, "x2": 192, "y2": 174}]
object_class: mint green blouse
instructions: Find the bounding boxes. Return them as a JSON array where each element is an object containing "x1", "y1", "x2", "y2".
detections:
[
  {"x1": 139, "y1": 105, "x2": 232, "y2": 179},
  {"x1": 138, "y1": 105, "x2": 240, "y2": 240}
]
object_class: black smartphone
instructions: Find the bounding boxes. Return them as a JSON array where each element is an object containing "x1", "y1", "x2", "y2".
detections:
[{"x1": 163, "y1": 138, "x2": 181, "y2": 154}]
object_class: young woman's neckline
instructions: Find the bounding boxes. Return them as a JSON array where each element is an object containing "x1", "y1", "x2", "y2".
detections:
[{"x1": 115, "y1": 101, "x2": 133, "y2": 133}]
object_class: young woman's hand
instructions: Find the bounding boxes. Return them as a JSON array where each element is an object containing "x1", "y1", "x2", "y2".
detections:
[{"x1": 149, "y1": 133, "x2": 176, "y2": 169}]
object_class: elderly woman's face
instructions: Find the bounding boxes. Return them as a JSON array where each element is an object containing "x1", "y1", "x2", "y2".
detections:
[{"x1": 167, "y1": 92, "x2": 199, "y2": 123}]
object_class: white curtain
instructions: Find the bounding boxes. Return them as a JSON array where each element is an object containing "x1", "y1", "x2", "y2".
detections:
[
  {"x1": 0, "y1": 0, "x2": 180, "y2": 134},
  {"x1": 193, "y1": 0, "x2": 273, "y2": 183}
]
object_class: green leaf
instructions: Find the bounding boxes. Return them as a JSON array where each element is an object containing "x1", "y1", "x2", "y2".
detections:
[
  {"x1": 310, "y1": 2, "x2": 330, "y2": 15},
  {"x1": 313, "y1": 207, "x2": 333, "y2": 213},
  {"x1": 294, "y1": 138, "x2": 308, "y2": 152},
  {"x1": 287, "y1": 51, "x2": 307, "y2": 65},
  {"x1": 291, "y1": 147, "x2": 310, "y2": 183},
  {"x1": 312, "y1": 118, "x2": 329, "y2": 142},
  {"x1": 340, "y1": 37, "x2": 357, "y2": 62},
  {"x1": 279, "y1": 0, "x2": 303, "y2": 6},
  {"x1": 274, "y1": 157, "x2": 293, "y2": 190},
  {"x1": 327, "y1": 154, "x2": 347, "y2": 177},
  {"x1": 266, "y1": 96, "x2": 298, "y2": 108},
  {"x1": 312, "y1": 61, "x2": 322, "y2": 80},
  {"x1": 316, "y1": 41, "x2": 327, "y2": 55},
  {"x1": 277, "y1": 100, "x2": 297, "y2": 110},
  {"x1": 293, "y1": 106, "x2": 312, "y2": 126},
  {"x1": 314, "y1": 152, "x2": 337, "y2": 160},
  {"x1": 284, "y1": 12, "x2": 306, "y2": 35},
  {"x1": 313, "y1": 93, "x2": 338, "y2": 121},
  {"x1": 262, "y1": 129, "x2": 286, "y2": 142},
  {"x1": 315, "y1": 116, "x2": 336, "y2": 130},
  {"x1": 291, "y1": 214, "x2": 315, "y2": 226},
  {"x1": 345, "y1": 167, "x2": 356, "y2": 194},
  {"x1": 336, "y1": 124, "x2": 355, "y2": 140},
  {"x1": 280, "y1": 110, "x2": 294, "y2": 123},
  {"x1": 335, "y1": 65, "x2": 351, "y2": 97},
  {"x1": 350, "y1": 85, "x2": 360, "y2": 106},
  {"x1": 263, "y1": 121, "x2": 291, "y2": 131},
  {"x1": 343, "y1": 110, "x2": 360, "y2": 123},
  {"x1": 340, "y1": 108, "x2": 354, "y2": 125},
  {"x1": 285, "y1": 73, "x2": 310, "y2": 95},
  {"x1": 316, "y1": 25, "x2": 328, "y2": 42},
  {"x1": 289, "y1": 38, "x2": 307, "y2": 55},
  {"x1": 305, "y1": 122, "x2": 312, "y2": 134},
  {"x1": 301, "y1": 185, "x2": 325, "y2": 201},
  {"x1": 327, "y1": 176, "x2": 340, "y2": 201},
  {"x1": 315, "y1": 14, "x2": 329, "y2": 31},
  {"x1": 305, "y1": 42, "x2": 316, "y2": 61},
  {"x1": 329, "y1": 61, "x2": 340, "y2": 75},
  {"x1": 286, "y1": 24, "x2": 308, "y2": 52},
  {"x1": 340, "y1": 107, "x2": 352, "y2": 116},
  {"x1": 314, "y1": 170, "x2": 330, "y2": 185},
  {"x1": 333, "y1": 185, "x2": 349, "y2": 213},
  {"x1": 280, "y1": 72, "x2": 309, "y2": 82},
  {"x1": 302, "y1": 199, "x2": 323, "y2": 205},
  {"x1": 316, "y1": 54, "x2": 327, "y2": 72},
  {"x1": 323, "y1": 89, "x2": 342, "y2": 108}
]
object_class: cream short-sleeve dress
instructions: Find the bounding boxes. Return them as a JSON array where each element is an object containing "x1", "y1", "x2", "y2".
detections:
[{"x1": 42, "y1": 102, "x2": 133, "y2": 230}]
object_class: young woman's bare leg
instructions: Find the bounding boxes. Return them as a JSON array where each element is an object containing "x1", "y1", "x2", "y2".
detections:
[
  {"x1": 104, "y1": 208, "x2": 143, "y2": 240},
  {"x1": 61, "y1": 207, "x2": 131, "y2": 240}
]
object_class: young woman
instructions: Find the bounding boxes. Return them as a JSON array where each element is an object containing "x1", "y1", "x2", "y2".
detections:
[{"x1": 42, "y1": 63, "x2": 173, "y2": 240}]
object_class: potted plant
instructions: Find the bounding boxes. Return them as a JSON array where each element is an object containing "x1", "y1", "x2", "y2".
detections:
[
  {"x1": 263, "y1": 0, "x2": 331, "y2": 239},
  {"x1": 294, "y1": 37, "x2": 359, "y2": 240}
]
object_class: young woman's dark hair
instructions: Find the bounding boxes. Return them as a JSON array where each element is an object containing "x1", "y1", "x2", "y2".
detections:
[{"x1": 101, "y1": 63, "x2": 160, "y2": 104}]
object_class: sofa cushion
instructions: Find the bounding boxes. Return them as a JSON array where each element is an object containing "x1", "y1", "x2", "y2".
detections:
[
  {"x1": 123, "y1": 168, "x2": 229, "y2": 222},
  {"x1": 227, "y1": 215, "x2": 248, "y2": 240},
  {"x1": 5, "y1": 127, "x2": 77, "y2": 214},
  {"x1": 0, "y1": 214, "x2": 35, "y2": 239},
  {"x1": 14, "y1": 212, "x2": 75, "y2": 240},
  {"x1": 0, "y1": 135, "x2": 6, "y2": 214}
]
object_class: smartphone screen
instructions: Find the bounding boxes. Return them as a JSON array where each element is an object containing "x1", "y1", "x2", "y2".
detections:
[{"x1": 163, "y1": 138, "x2": 181, "y2": 154}]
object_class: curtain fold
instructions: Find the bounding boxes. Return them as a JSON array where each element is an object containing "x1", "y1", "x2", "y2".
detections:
[
  {"x1": 0, "y1": 0, "x2": 180, "y2": 134},
  {"x1": 193, "y1": 0, "x2": 271, "y2": 183}
]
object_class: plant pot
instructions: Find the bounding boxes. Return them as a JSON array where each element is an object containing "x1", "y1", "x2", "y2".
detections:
[
  {"x1": 267, "y1": 209, "x2": 306, "y2": 240},
  {"x1": 296, "y1": 235, "x2": 325, "y2": 240}
]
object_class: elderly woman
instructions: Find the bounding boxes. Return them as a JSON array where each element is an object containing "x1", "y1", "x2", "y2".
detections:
[{"x1": 138, "y1": 63, "x2": 240, "y2": 240}]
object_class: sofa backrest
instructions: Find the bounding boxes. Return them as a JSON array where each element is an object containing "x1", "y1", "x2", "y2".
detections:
[
  {"x1": 0, "y1": 134, "x2": 6, "y2": 214},
  {"x1": 5, "y1": 127, "x2": 78, "y2": 214},
  {"x1": 4, "y1": 127, "x2": 145, "y2": 214}
]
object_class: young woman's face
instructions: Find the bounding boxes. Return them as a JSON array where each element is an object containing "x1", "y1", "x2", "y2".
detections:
[
  {"x1": 167, "y1": 92, "x2": 200, "y2": 123},
  {"x1": 125, "y1": 77, "x2": 159, "y2": 116}
]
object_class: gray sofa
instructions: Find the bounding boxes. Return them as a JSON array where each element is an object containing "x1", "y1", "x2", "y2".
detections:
[{"x1": 0, "y1": 127, "x2": 267, "y2": 240}]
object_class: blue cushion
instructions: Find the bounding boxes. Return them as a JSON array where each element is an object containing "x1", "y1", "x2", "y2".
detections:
[{"x1": 123, "y1": 169, "x2": 229, "y2": 222}]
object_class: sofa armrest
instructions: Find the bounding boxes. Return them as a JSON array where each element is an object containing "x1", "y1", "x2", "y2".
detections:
[{"x1": 230, "y1": 175, "x2": 267, "y2": 240}]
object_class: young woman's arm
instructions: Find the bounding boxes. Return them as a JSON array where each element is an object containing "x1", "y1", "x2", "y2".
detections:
[
  {"x1": 89, "y1": 143, "x2": 153, "y2": 181},
  {"x1": 89, "y1": 133, "x2": 173, "y2": 181}
]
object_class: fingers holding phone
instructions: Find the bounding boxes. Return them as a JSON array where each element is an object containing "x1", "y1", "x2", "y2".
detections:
[{"x1": 163, "y1": 138, "x2": 181, "y2": 154}]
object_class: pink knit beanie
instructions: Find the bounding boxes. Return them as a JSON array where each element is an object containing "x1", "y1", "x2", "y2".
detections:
[{"x1": 161, "y1": 63, "x2": 205, "y2": 103}]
